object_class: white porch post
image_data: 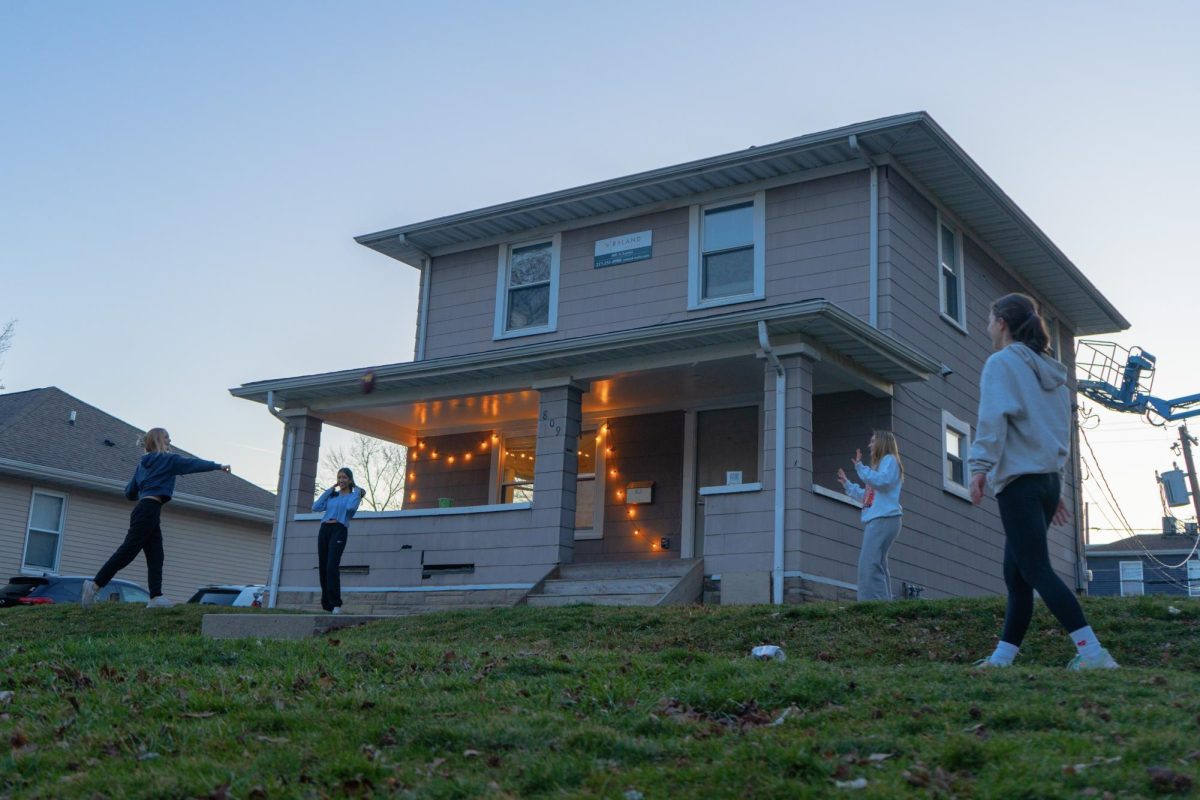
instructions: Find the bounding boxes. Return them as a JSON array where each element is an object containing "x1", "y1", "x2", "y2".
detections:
[{"x1": 532, "y1": 381, "x2": 584, "y2": 565}]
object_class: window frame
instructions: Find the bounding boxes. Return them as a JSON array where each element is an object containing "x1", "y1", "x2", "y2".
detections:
[
  {"x1": 1118, "y1": 560, "x2": 1145, "y2": 596},
  {"x1": 498, "y1": 433, "x2": 537, "y2": 504},
  {"x1": 22, "y1": 488, "x2": 68, "y2": 574},
  {"x1": 936, "y1": 212, "x2": 967, "y2": 332},
  {"x1": 574, "y1": 425, "x2": 607, "y2": 541},
  {"x1": 687, "y1": 192, "x2": 766, "y2": 310},
  {"x1": 941, "y1": 410, "x2": 972, "y2": 501},
  {"x1": 493, "y1": 233, "x2": 562, "y2": 340}
]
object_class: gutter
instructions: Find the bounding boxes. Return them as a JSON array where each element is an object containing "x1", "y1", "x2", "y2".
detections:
[
  {"x1": 0, "y1": 457, "x2": 272, "y2": 523},
  {"x1": 264, "y1": 390, "x2": 296, "y2": 610},
  {"x1": 757, "y1": 321, "x2": 787, "y2": 605}
]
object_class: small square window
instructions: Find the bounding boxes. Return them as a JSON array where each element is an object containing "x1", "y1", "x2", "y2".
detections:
[
  {"x1": 937, "y1": 215, "x2": 966, "y2": 329},
  {"x1": 495, "y1": 234, "x2": 560, "y2": 339},
  {"x1": 941, "y1": 411, "x2": 972, "y2": 501},
  {"x1": 689, "y1": 193, "x2": 765, "y2": 309}
]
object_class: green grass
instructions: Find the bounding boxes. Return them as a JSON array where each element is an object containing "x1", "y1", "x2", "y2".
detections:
[{"x1": 2, "y1": 596, "x2": 1198, "y2": 799}]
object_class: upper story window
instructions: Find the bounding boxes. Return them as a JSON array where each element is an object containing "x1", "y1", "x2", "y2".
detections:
[
  {"x1": 937, "y1": 213, "x2": 966, "y2": 330},
  {"x1": 24, "y1": 490, "x2": 66, "y2": 572},
  {"x1": 688, "y1": 192, "x2": 765, "y2": 309},
  {"x1": 941, "y1": 410, "x2": 971, "y2": 501},
  {"x1": 494, "y1": 234, "x2": 561, "y2": 340}
]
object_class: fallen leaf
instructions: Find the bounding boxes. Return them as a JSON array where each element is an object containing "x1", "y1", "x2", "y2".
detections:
[
  {"x1": 463, "y1": 749, "x2": 481, "y2": 758},
  {"x1": 867, "y1": 753, "x2": 893, "y2": 762}
]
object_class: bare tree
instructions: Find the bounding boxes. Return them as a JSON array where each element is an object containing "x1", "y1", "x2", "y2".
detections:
[
  {"x1": 317, "y1": 434, "x2": 408, "y2": 511},
  {"x1": 0, "y1": 320, "x2": 14, "y2": 390}
]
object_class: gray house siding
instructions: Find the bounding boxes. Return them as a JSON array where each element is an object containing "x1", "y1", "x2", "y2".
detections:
[
  {"x1": 577, "y1": 411, "x2": 684, "y2": 562},
  {"x1": 419, "y1": 171, "x2": 872, "y2": 361},
  {"x1": 1087, "y1": 553, "x2": 1198, "y2": 596},
  {"x1": 406, "y1": 431, "x2": 493, "y2": 510}
]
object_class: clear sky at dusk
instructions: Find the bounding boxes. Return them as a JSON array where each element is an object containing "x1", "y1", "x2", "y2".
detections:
[{"x1": 2, "y1": 1, "x2": 1197, "y2": 542}]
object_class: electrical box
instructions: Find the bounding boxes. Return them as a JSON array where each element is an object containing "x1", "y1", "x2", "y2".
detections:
[
  {"x1": 1160, "y1": 469, "x2": 1190, "y2": 507},
  {"x1": 625, "y1": 480, "x2": 654, "y2": 505}
]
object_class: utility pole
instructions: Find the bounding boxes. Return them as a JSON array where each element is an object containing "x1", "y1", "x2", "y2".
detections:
[{"x1": 1178, "y1": 423, "x2": 1200, "y2": 530}]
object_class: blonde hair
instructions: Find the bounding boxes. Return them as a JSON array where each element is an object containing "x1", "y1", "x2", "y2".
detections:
[
  {"x1": 869, "y1": 430, "x2": 904, "y2": 479},
  {"x1": 142, "y1": 428, "x2": 170, "y2": 453}
]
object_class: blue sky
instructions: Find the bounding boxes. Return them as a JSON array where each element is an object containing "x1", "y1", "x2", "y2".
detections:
[{"x1": 2, "y1": 1, "x2": 1198, "y2": 542}]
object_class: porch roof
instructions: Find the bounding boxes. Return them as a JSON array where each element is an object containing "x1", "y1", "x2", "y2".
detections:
[
  {"x1": 356, "y1": 111, "x2": 1126, "y2": 336},
  {"x1": 230, "y1": 299, "x2": 942, "y2": 410}
]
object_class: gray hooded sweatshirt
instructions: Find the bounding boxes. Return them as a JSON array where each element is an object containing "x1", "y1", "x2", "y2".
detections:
[{"x1": 968, "y1": 342, "x2": 1070, "y2": 493}]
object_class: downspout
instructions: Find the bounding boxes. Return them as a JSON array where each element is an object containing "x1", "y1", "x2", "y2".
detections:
[
  {"x1": 265, "y1": 390, "x2": 295, "y2": 610},
  {"x1": 848, "y1": 135, "x2": 879, "y2": 327},
  {"x1": 396, "y1": 234, "x2": 433, "y2": 361},
  {"x1": 757, "y1": 321, "x2": 787, "y2": 605}
]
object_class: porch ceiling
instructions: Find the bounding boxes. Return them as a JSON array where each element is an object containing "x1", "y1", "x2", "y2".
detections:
[
  {"x1": 356, "y1": 111, "x2": 1126, "y2": 336},
  {"x1": 231, "y1": 299, "x2": 940, "y2": 427}
]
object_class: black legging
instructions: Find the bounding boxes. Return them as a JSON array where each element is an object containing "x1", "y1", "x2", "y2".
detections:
[
  {"x1": 997, "y1": 473, "x2": 1087, "y2": 645},
  {"x1": 95, "y1": 498, "x2": 165, "y2": 597},
  {"x1": 317, "y1": 522, "x2": 348, "y2": 611}
]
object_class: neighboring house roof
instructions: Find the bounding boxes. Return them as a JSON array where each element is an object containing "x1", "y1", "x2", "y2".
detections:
[
  {"x1": 230, "y1": 299, "x2": 943, "y2": 408},
  {"x1": 0, "y1": 388, "x2": 274, "y2": 523},
  {"x1": 1086, "y1": 533, "x2": 1200, "y2": 557},
  {"x1": 356, "y1": 111, "x2": 1126, "y2": 336}
]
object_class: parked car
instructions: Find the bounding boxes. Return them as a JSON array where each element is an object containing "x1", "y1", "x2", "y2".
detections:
[
  {"x1": 186, "y1": 584, "x2": 268, "y2": 608},
  {"x1": 0, "y1": 575, "x2": 150, "y2": 607}
]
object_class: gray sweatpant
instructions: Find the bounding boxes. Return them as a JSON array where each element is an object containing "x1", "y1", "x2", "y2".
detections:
[{"x1": 857, "y1": 515, "x2": 903, "y2": 601}]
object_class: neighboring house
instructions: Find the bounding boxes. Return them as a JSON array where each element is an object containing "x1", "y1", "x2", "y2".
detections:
[
  {"x1": 0, "y1": 388, "x2": 275, "y2": 601},
  {"x1": 233, "y1": 111, "x2": 1128, "y2": 612},
  {"x1": 1086, "y1": 533, "x2": 1200, "y2": 597}
]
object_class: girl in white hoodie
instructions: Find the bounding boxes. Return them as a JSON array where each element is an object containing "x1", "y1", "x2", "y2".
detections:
[
  {"x1": 969, "y1": 293, "x2": 1117, "y2": 670},
  {"x1": 837, "y1": 430, "x2": 904, "y2": 601}
]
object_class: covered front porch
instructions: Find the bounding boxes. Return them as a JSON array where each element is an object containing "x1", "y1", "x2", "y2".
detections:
[{"x1": 232, "y1": 300, "x2": 940, "y2": 612}]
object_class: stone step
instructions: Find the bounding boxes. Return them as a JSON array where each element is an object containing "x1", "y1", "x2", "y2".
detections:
[
  {"x1": 527, "y1": 593, "x2": 662, "y2": 607},
  {"x1": 539, "y1": 577, "x2": 676, "y2": 596},
  {"x1": 556, "y1": 558, "x2": 698, "y2": 581}
]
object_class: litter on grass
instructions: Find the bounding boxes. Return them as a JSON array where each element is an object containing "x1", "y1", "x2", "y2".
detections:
[{"x1": 751, "y1": 645, "x2": 786, "y2": 661}]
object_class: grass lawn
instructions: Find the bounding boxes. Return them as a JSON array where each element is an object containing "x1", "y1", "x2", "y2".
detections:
[{"x1": 2, "y1": 595, "x2": 1198, "y2": 799}]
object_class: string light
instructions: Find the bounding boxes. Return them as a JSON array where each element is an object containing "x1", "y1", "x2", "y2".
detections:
[{"x1": 447, "y1": 455, "x2": 455, "y2": 465}]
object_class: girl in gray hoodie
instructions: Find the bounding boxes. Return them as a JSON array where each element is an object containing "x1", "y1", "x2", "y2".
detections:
[{"x1": 968, "y1": 293, "x2": 1117, "y2": 670}]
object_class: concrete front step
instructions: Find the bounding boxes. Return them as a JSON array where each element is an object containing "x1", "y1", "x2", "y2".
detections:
[
  {"x1": 540, "y1": 577, "x2": 676, "y2": 596},
  {"x1": 527, "y1": 593, "x2": 662, "y2": 607},
  {"x1": 556, "y1": 558, "x2": 699, "y2": 581},
  {"x1": 201, "y1": 613, "x2": 387, "y2": 641}
]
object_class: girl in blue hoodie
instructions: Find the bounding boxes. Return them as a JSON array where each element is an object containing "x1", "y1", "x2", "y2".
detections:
[
  {"x1": 838, "y1": 430, "x2": 904, "y2": 601},
  {"x1": 969, "y1": 293, "x2": 1117, "y2": 670},
  {"x1": 83, "y1": 428, "x2": 230, "y2": 608},
  {"x1": 312, "y1": 468, "x2": 364, "y2": 614}
]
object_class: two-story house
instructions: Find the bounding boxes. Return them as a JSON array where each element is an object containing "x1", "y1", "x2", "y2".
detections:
[{"x1": 233, "y1": 112, "x2": 1127, "y2": 613}]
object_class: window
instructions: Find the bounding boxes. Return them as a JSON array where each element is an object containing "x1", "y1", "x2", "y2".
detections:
[
  {"x1": 494, "y1": 234, "x2": 561, "y2": 339},
  {"x1": 688, "y1": 192, "x2": 766, "y2": 309},
  {"x1": 575, "y1": 428, "x2": 605, "y2": 540},
  {"x1": 1119, "y1": 561, "x2": 1144, "y2": 596},
  {"x1": 500, "y1": 435, "x2": 536, "y2": 503},
  {"x1": 942, "y1": 411, "x2": 971, "y2": 501},
  {"x1": 937, "y1": 214, "x2": 966, "y2": 329},
  {"x1": 1188, "y1": 560, "x2": 1200, "y2": 598},
  {"x1": 23, "y1": 490, "x2": 66, "y2": 572}
]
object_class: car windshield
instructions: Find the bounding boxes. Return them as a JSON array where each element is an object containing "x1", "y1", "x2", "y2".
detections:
[{"x1": 190, "y1": 590, "x2": 239, "y2": 606}]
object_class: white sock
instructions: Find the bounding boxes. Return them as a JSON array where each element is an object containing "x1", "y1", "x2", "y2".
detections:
[
  {"x1": 1069, "y1": 626, "x2": 1103, "y2": 659},
  {"x1": 989, "y1": 641, "x2": 1020, "y2": 665}
]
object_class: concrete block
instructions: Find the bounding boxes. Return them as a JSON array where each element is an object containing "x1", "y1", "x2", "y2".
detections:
[
  {"x1": 719, "y1": 571, "x2": 771, "y2": 605},
  {"x1": 201, "y1": 613, "x2": 388, "y2": 641}
]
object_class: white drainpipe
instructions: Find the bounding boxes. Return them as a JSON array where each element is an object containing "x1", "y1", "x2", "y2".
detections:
[
  {"x1": 265, "y1": 390, "x2": 295, "y2": 610},
  {"x1": 757, "y1": 321, "x2": 787, "y2": 605}
]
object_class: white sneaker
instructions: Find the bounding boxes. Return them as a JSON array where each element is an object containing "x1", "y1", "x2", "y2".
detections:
[
  {"x1": 331, "y1": 606, "x2": 342, "y2": 615},
  {"x1": 1067, "y1": 648, "x2": 1119, "y2": 670},
  {"x1": 80, "y1": 580, "x2": 99, "y2": 608},
  {"x1": 145, "y1": 595, "x2": 174, "y2": 609}
]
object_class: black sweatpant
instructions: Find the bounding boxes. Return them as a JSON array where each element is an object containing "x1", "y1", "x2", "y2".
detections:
[
  {"x1": 317, "y1": 522, "x2": 348, "y2": 611},
  {"x1": 95, "y1": 498, "x2": 165, "y2": 597},
  {"x1": 996, "y1": 473, "x2": 1087, "y2": 645}
]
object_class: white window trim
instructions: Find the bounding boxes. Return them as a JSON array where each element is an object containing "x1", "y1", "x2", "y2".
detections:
[
  {"x1": 936, "y1": 212, "x2": 967, "y2": 333},
  {"x1": 22, "y1": 488, "x2": 68, "y2": 574},
  {"x1": 1188, "y1": 559, "x2": 1200, "y2": 598},
  {"x1": 493, "y1": 233, "x2": 561, "y2": 340},
  {"x1": 1119, "y1": 560, "x2": 1145, "y2": 597},
  {"x1": 942, "y1": 410, "x2": 972, "y2": 502},
  {"x1": 575, "y1": 425, "x2": 607, "y2": 541},
  {"x1": 687, "y1": 191, "x2": 766, "y2": 310}
]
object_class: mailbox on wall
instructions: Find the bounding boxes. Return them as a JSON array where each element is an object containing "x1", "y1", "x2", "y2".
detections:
[{"x1": 625, "y1": 480, "x2": 655, "y2": 505}]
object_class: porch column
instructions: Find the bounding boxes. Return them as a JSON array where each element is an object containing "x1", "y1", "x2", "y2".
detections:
[
  {"x1": 532, "y1": 381, "x2": 584, "y2": 564},
  {"x1": 282, "y1": 413, "x2": 322, "y2": 516},
  {"x1": 762, "y1": 354, "x2": 814, "y2": 601}
]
